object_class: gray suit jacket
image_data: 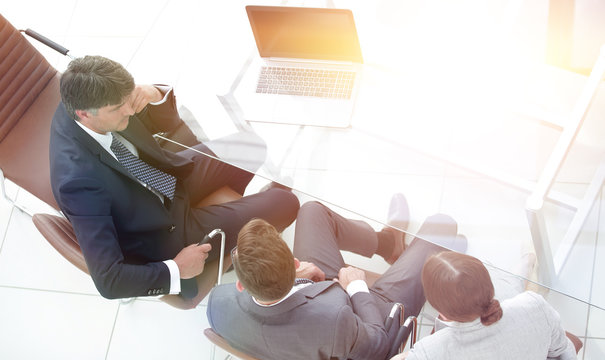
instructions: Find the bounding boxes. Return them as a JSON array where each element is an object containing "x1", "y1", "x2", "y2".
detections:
[{"x1": 207, "y1": 281, "x2": 391, "y2": 360}]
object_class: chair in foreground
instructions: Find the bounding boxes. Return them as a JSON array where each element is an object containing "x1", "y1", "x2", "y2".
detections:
[{"x1": 204, "y1": 328, "x2": 260, "y2": 360}]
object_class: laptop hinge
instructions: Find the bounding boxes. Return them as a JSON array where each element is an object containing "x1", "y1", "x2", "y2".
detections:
[{"x1": 266, "y1": 57, "x2": 355, "y2": 66}]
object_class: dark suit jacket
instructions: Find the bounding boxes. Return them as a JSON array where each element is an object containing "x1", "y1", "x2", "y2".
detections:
[
  {"x1": 50, "y1": 89, "x2": 197, "y2": 299},
  {"x1": 207, "y1": 281, "x2": 391, "y2": 360}
]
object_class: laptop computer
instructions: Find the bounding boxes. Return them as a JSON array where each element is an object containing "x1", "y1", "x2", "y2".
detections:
[{"x1": 235, "y1": 5, "x2": 364, "y2": 128}]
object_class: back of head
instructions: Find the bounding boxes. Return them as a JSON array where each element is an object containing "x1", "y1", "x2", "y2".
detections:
[
  {"x1": 235, "y1": 218, "x2": 296, "y2": 302},
  {"x1": 422, "y1": 251, "x2": 502, "y2": 326},
  {"x1": 60, "y1": 55, "x2": 134, "y2": 120}
]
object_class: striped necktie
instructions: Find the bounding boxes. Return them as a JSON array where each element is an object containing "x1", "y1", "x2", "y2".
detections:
[
  {"x1": 294, "y1": 278, "x2": 315, "y2": 285},
  {"x1": 110, "y1": 133, "x2": 176, "y2": 200}
]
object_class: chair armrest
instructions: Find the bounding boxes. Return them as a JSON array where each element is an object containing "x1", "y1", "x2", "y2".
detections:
[
  {"x1": 204, "y1": 328, "x2": 260, "y2": 360},
  {"x1": 388, "y1": 315, "x2": 418, "y2": 358}
]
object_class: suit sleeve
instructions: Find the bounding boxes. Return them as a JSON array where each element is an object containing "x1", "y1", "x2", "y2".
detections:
[
  {"x1": 332, "y1": 292, "x2": 390, "y2": 359},
  {"x1": 59, "y1": 176, "x2": 171, "y2": 299},
  {"x1": 136, "y1": 85, "x2": 184, "y2": 134}
]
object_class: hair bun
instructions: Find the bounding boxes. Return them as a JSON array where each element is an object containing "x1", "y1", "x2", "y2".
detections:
[{"x1": 480, "y1": 299, "x2": 503, "y2": 326}]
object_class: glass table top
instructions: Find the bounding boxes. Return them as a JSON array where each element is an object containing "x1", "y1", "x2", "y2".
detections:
[{"x1": 142, "y1": 0, "x2": 605, "y2": 310}]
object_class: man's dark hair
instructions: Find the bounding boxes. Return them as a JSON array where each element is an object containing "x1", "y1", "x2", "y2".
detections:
[
  {"x1": 235, "y1": 219, "x2": 296, "y2": 302},
  {"x1": 60, "y1": 55, "x2": 135, "y2": 120}
]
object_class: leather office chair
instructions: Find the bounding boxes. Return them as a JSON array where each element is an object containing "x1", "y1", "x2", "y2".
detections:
[
  {"x1": 0, "y1": 13, "x2": 61, "y2": 214},
  {"x1": 205, "y1": 328, "x2": 261, "y2": 360},
  {"x1": 0, "y1": 13, "x2": 240, "y2": 308}
]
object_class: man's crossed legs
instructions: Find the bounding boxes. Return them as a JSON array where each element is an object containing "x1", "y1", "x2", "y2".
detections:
[{"x1": 293, "y1": 199, "x2": 466, "y2": 336}]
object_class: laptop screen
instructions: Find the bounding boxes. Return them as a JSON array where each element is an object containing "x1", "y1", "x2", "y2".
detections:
[{"x1": 246, "y1": 6, "x2": 363, "y2": 64}]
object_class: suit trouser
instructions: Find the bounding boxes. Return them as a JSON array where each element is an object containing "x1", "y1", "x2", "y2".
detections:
[
  {"x1": 293, "y1": 201, "x2": 457, "y2": 321},
  {"x1": 177, "y1": 143, "x2": 300, "y2": 262}
]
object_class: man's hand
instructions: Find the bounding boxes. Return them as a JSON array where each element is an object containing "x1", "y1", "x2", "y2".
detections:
[
  {"x1": 334, "y1": 266, "x2": 366, "y2": 290},
  {"x1": 173, "y1": 243, "x2": 212, "y2": 279},
  {"x1": 296, "y1": 261, "x2": 326, "y2": 282},
  {"x1": 129, "y1": 84, "x2": 163, "y2": 113}
]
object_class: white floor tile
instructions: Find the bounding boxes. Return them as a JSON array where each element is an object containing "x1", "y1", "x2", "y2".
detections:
[
  {"x1": 14, "y1": 187, "x2": 58, "y2": 215},
  {"x1": 2, "y1": 0, "x2": 76, "y2": 69},
  {"x1": 583, "y1": 338, "x2": 605, "y2": 360},
  {"x1": 446, "y1": 109, "x2": 561, "y2": 182},
  {"x1": 544, "y1": 289, "x2": 590, "y2": 337},
  {"x1": 272, "y1": 126, "x2": 447, "y2": 177},
  {"x1": 68, "y1": 0, "x2": 169, "y2": 38},
  {"x1": 545, "y1": 183, "x2": 601, "y2": 305},
  {"x1": 0, "y1": 209, "x2": 98, "y2": 295},
  {"x1": 556, "y1": 86, "x2": 605, "y2": 185},
  {"x1": 0, "y1": 198, "x2": 14, "y2": 250},
  {"x1": 63, "y1": 37, "x2": 147, "y2": 69},
  {"x1": 440, "y1": 175, "x2": 530, "y2": 273},
  {"x1": 587, "y1": 305, "x2": 605, "y2": 339},
  {"x1": 288, "y1": 170, "x2": 445, "y2": 234},
  {"x1": 419, "y1": 302, "x2": 438, "y2": 324},
  {"x1": 590, "y1": 190, "x2": 605, "y2": 310},
  {"x1": 0, "y1": 287, "x2": 118, "y2": 360},
  {"x1": 106, "y1": 300, "x2": 212, "y2": 359}
]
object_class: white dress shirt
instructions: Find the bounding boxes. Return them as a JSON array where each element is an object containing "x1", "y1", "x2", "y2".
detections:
[{"x1": 252, "y1": 279, "x2": 369, "y2": 307}]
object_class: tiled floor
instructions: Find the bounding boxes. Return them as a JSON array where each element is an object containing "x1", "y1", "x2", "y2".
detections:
[{"x1": 2, "y1": 0, "x2": 605, "y2": 359}]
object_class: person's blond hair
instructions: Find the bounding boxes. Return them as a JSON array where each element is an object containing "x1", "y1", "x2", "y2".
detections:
[{"x1": 235, "y1": 219, "x2": 296, "y2": 302}]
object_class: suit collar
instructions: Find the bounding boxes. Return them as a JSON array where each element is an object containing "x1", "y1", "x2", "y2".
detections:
[
  {"x1": 73, "y1": 119, "x2": 114, "y2": 153},
  {"x1": 119, "y1": 116, "x2": 170, "y2": 168},
  {"x1": 238, "y1": 281, "x2": 337, "y2": 316},
  {"x1": 55, "y1": 103, "x2": 139, "y2": 182}
]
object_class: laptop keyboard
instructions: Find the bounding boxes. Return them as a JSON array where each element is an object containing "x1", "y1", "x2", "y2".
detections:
[{"x1": 256, "y1": 66, "x2": 356, "y2": 99}]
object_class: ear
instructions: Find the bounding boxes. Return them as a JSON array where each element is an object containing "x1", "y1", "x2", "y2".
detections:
[
  {"x1": 294, "y1": 257, "x2": 300, "y2": 269},
  {"x1": 235, "y1": 280, "x2": 245, "y2": 293},
  {"x1": 74, "y1": 109, "x2": 92, "y2": 122}
]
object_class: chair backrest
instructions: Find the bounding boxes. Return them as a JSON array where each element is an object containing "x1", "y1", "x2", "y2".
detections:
[
  {"x1": 204, "y1": 328, "x2": 261, "y2": 360},
  {"x1": 0, "y1": 13, "x2": 61, "y2": 210}
]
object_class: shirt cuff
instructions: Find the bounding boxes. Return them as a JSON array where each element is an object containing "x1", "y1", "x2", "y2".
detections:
[
  {"x1": 163, "y1": 259, "x2": 181, "y2": 295},
  {"x1": 346, "y1": 279, "x2": 369, "y2": 297},
  {"x1": 150, "y1": 85, "x2": 173, "y2": 105}
]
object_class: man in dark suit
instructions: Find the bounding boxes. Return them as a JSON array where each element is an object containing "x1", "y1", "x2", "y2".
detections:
[
  {"x1": 207, "y1": 197, "x2": 467, "y2": 360},
  {"x1": 50, "y1": 55, "x2": 299, "y2": 307}
]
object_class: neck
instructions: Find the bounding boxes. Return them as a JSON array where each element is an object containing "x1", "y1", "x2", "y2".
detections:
[
  {"x1": 77, "y1": 118, "x2": 107, "y2": 135},
  {"x1": 255, "y1": 297, "x2": 282, "y2": 305}
]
